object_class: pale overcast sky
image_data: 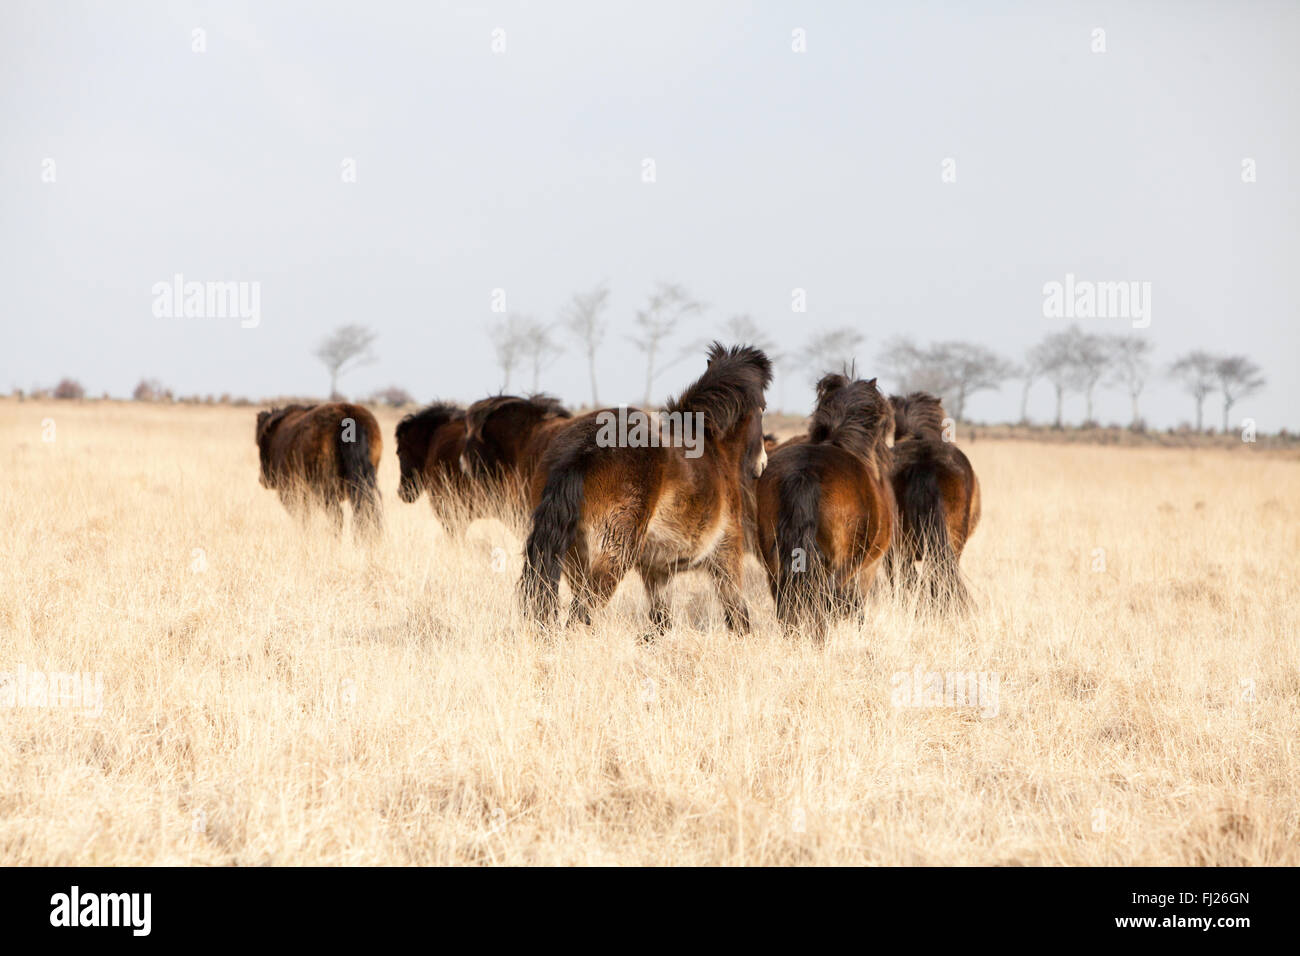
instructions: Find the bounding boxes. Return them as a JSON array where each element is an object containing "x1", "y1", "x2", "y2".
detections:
[{"x1": 3, "y1": 1, "x2": 1297, "y2": 428}]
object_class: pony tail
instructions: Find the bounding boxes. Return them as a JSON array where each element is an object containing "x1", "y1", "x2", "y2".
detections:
[
  {"x1": 774, "y1": 470, "x2": 827, "y2": 636},
  {"x1": 519, "y1": 454, "x2": 585, "y2": 623},
  {"x1": 340, "y1": 419, "x2": 382, "y2": 539},
  {"x1": 900, "y1": 465, "x2": 969, "y2": 611}
]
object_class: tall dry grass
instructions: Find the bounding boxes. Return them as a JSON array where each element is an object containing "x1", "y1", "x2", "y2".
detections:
[{"x1": 1, "y1": 398, "x2": 1297, "y2": 865}]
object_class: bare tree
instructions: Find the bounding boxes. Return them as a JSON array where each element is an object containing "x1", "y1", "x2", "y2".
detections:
[
  {"x1": 562, "y1": 282, "x2": 611, "y2": 406},
  {"x1": 314, "y1": 324, "x2": 377, "y2": 399},
  {"x1": 1106, "y1": 334, "x2": 1154, "y2": 429},
  {"x1": 521, "y1": 316, "x2": 562, "y2": 393},
  {"x1": 53, "y1": 378, "x2": 85, "y2": 400},
  {"x1": 1029, "y1": 329, "x2": 1084, "y2": 428},
  {"x1": 1069, "y1": 329, "x2": 1111, "y2": 425},
  {"x1": 1015, "y1": 351, "x2": 1040, "y2": 425},
  {"x1": 630, "y1": 281, "x2": 704, "y2": 406},
  {"x1": 878, "y1": 338, "x2": 946, "y2": 394},
  {"x1": 802, "y1": 327, "x2": 865, "y2": 382},
  {"x1": 931, "y1": 341, "x2": 1014, "y2": 421},
  {"x1": 369, "y1": 385, "x2": 414, "y2": 408},
  {"x1": 1213, "y1": 355, "x2": 1266, "y2": 433},
  {"x1": 489, "y1": 314, "x2": 528, "y2": 390},
  {"x1": 133, "y1": 378, "x2": 169, "y2": 402},
  {"x1": 1168, "y1": 350, "x2": 1218, "y2": 432},
  {"x1": 878, "y1": 339, "x2": 1010, "y2": 420}
]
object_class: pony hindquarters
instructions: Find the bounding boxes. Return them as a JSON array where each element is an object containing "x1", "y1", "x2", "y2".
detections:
[
  {"x1": 758, "y1": 374, "x2": 895, "y2": 639},
  {"x1": 760, "y1": 455, "x2": 877, "y2": 641},
  {"x1": 519, "y1": 438, "x2": 590, "y2": 624},
  {"x1": 518, "y1": 343, "x2": 772, "y2": 637},
  {"x1": 889, "y1": 440, "x2": 975, "y2": 612},
  {"x1": 339, "y1": 411, "x2": 382, "y2": 541},
  {"x1": 519, "y1": 423, "x2": 644, "y2": 631},
  {"x1": 255, "y1": 402, "x2": 384, "y2": 541},
  {"x1": 767, "y1": 465, "x2": 832, "y2": 636}
]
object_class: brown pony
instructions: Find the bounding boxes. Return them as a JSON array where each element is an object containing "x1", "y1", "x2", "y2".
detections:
[
  {"x1": 255, "y1": 402, "x2": 383, "y2": 538},
  {"x1": 519, "y1": 343, "x2": 772, "y2": 637},
  {"x1": 460, "y1": 393, "x2": 573, "y2": 499},
  {"x1": 885, "y1": 392, "x2": 980, "y2": 609},
  {"x1": 755, "y1": 374, "x2": 895, "y2": 639},
  {"x1": 394, "y1": 403, "x2": 469, "y2": 518}
]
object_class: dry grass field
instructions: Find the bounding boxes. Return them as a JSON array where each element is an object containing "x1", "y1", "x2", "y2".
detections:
[{"x1": 2, "y1": 397, "x2": 1297, "y2": 866}]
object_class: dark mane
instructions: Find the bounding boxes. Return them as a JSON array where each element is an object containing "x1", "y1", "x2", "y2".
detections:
[
  {"x1": 815, "y1": 373, "x2": 850, "y2": 406},
  {"x1": 526, "y1": 393, "x2": 571, "y2": 420},
  {"x1": 256, "y1": 404, "x2": 309, "y2": 442},
  {"x1": 261, "y1": 402, "x2": 310, "y2": 421},
  {"x1": 808, "y1": 374, "x2": 893, "y2": 462},
  {"x1": 466, "y1": 393, "x2": 570, "y2": 434},
  {"x1": 396, "y1": 402, "x2": 465, "y2": 440},
  {"x1": 664, "y1": 342, "x2": 773, "y2": 435},
  {"x1": 890, "y1": 391, "x2": 946, "y2": 441}
]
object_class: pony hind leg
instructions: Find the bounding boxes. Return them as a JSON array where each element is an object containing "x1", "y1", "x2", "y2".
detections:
[
  {"x1": 883, "y1": 543, "x2": 918, "y2": 593},
  {"x1": 582, "y1": 556, "x2": 630, "y2": 625},
  {"x1": 706, "y1": 539, "x2": 752, "y2": 635},
  {"x1": 926, "y1": 550, "x2": 972, "y2": 613},
  {"x1": 279, "y1": 483, "x2": 318, "y2": 532},
  {"x1": 322, "y1": 494, "x2": 345, "y2": 537},
  {"x1": 572, "y1": 534, "x2": 633, "y2": 629},
  {"x1": 636, "y1": 559, "x2": 674, "y2": 643},
  {"x1": 349, "y1": 484, "x2": 382, "y2": 543},
  {"x1": 305, "y1": 470, "x2": 343, "y2": 537},
  {"x1": 564, "y1": 540, "x2": 595, "y2": 627}
]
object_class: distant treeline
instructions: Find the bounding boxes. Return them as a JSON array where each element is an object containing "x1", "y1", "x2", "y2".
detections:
[{"x1": 17, "y1": 280, "x2": 1269, "y2": 438}]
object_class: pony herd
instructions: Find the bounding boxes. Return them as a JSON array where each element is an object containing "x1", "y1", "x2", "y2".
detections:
[{"x1": 254, "y1": 342, "x2": 980, "y2": 640}]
